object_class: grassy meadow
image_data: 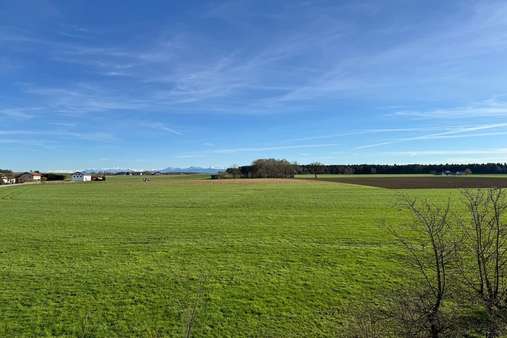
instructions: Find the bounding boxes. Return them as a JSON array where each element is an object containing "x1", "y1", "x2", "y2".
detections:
[{"x1": 0, "y1": 175, "x2": 466, "y2": 337}]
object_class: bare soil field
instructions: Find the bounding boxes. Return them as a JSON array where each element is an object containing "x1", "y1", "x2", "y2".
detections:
[{"x1": 317, "y1": 176, "x2": 507, "y2": 189}]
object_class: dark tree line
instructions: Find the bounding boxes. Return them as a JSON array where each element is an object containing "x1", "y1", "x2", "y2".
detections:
[
  {"x1": 43, "y1": 173, "x2": 66, "y2": 181},
  {"x1": 226, "y1": 162, "x2": 507, "y2": 178},
  {"x1": 297, "y1": 163, "x2": 507, "y2": 175}
]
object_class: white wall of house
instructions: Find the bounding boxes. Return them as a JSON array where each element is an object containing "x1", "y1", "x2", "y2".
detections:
[
  {"x1": 2, "y1": 177, "x2": 16, "y2": 184},
  {"x1": 72, "y1": 173, "x2": 92, "y2": 182}
]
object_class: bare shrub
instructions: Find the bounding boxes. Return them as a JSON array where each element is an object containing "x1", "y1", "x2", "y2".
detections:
[{"x1": 457, "y1": 188, "x2": 507, "y2": 338}]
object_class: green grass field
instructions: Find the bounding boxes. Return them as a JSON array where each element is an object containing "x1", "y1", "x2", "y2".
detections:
[{"x1": 0, "y1": 176, "x2": 464, "y2": 337}]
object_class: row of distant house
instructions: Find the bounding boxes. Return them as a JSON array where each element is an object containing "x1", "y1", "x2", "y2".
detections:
[
  {"x1": 0, "y1": 171, "x2": 106, "y2": 185},
  {"x1": 0, "y1": 172, "x2": 43, "y2": 185},
  {"x1": 437, "y1": 169, "x2": 473, "y2": 176}
]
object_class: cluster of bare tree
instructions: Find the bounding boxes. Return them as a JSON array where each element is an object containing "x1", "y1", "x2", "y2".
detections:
[{"x1": 344, "y1": 188, "x2": 507, "y2": 338}]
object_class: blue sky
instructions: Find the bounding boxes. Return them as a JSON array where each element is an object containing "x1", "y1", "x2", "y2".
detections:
[{"x1": 2, "y1": 0, "x2": 507, "y2": 171}]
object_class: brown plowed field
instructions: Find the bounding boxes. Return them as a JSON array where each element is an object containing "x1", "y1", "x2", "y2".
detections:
[{"x1": 318, "y1": 176, "x2": 507, "y2": 189}]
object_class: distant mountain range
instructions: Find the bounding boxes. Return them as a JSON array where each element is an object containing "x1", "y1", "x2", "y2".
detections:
[{"x1": 82, "y1": 167, "x2": 223, "y2": 174}]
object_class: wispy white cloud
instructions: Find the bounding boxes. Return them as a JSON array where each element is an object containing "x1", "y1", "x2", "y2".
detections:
[
  {"x1": 23, "y1": 84, "x2": 149, "y2": 116},
  {"x1": 0, "y1": 108, "x2": 37, "y2": 119},
  {"x1": 381, "y1": 147, "x2": 507, "y2": 165},
  {"x1": 286, "y1": 127, "x2": 441, "y2": 143},
  {"x1": 212, "y1": 143, "x2": 340, "y2": 154},
  {"x1": 0, "y1": 138, "x2": 54, "y2": 148},
  {"x1": 386, "y1": 148, "x2": 507, "y2": 157},
  {"x1": 0, "y1": 129, "x2": 115, "y2": 142},
  {"x1": 356, "y1": 123, "x2": 507, "y2": 150},
  {"x1": 392, "y1": 98, "x2": 507, "y2": 119},
  {"x1": 0, "y1": 138, "x2": 37, "y2": 144},
  {"x1": 175, "y1": 154, "x2": 207, "y2": 159},
  {"x1": 174, "y1": 142, "x2": 342, "y2": 159},
  {"x1": 139, "y1": 122, "x2": 183, "y2": 136},
  {"x1": 48, "y1": 122, "x2": 77, "y2": 128}
]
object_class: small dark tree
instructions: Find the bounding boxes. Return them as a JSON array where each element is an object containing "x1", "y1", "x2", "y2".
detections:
[
  {"x1": 308, "y1": 162, "x2": 324, "y2": 179},
  {"x1": 227, "y1": 165, "x2": 242, "y2": 179}
]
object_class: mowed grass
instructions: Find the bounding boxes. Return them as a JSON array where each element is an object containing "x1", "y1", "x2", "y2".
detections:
[{"x1": 0, "y1": 176, "x2": 459, "y2": 337}]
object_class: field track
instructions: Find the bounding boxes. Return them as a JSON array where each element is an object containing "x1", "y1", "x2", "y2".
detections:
[
  {"x1": 317, "y1": 176, "x2": 507, "y2": 189},
  {"x1": 197, "y1": 178, "x2": 322, "y2": 185}
]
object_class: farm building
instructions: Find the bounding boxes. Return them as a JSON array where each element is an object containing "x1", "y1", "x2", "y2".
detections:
[
  {"x1": 1, "y1": 175, "x2": 16, "y2": 184},
  {"x1": 71, "y1": 172, "x2": 92, "y2": 182},
  {"x1": 15, "y1": 172, "x2": 42, "y2": 183}
]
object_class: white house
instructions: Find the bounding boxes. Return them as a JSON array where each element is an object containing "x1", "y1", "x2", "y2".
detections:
[
  {"x1": 1, "y1": 176, "x2": 16, "y2": 184},
  {"x1": 72, "y1": 172, "x2": 92, "y2": 182}
]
